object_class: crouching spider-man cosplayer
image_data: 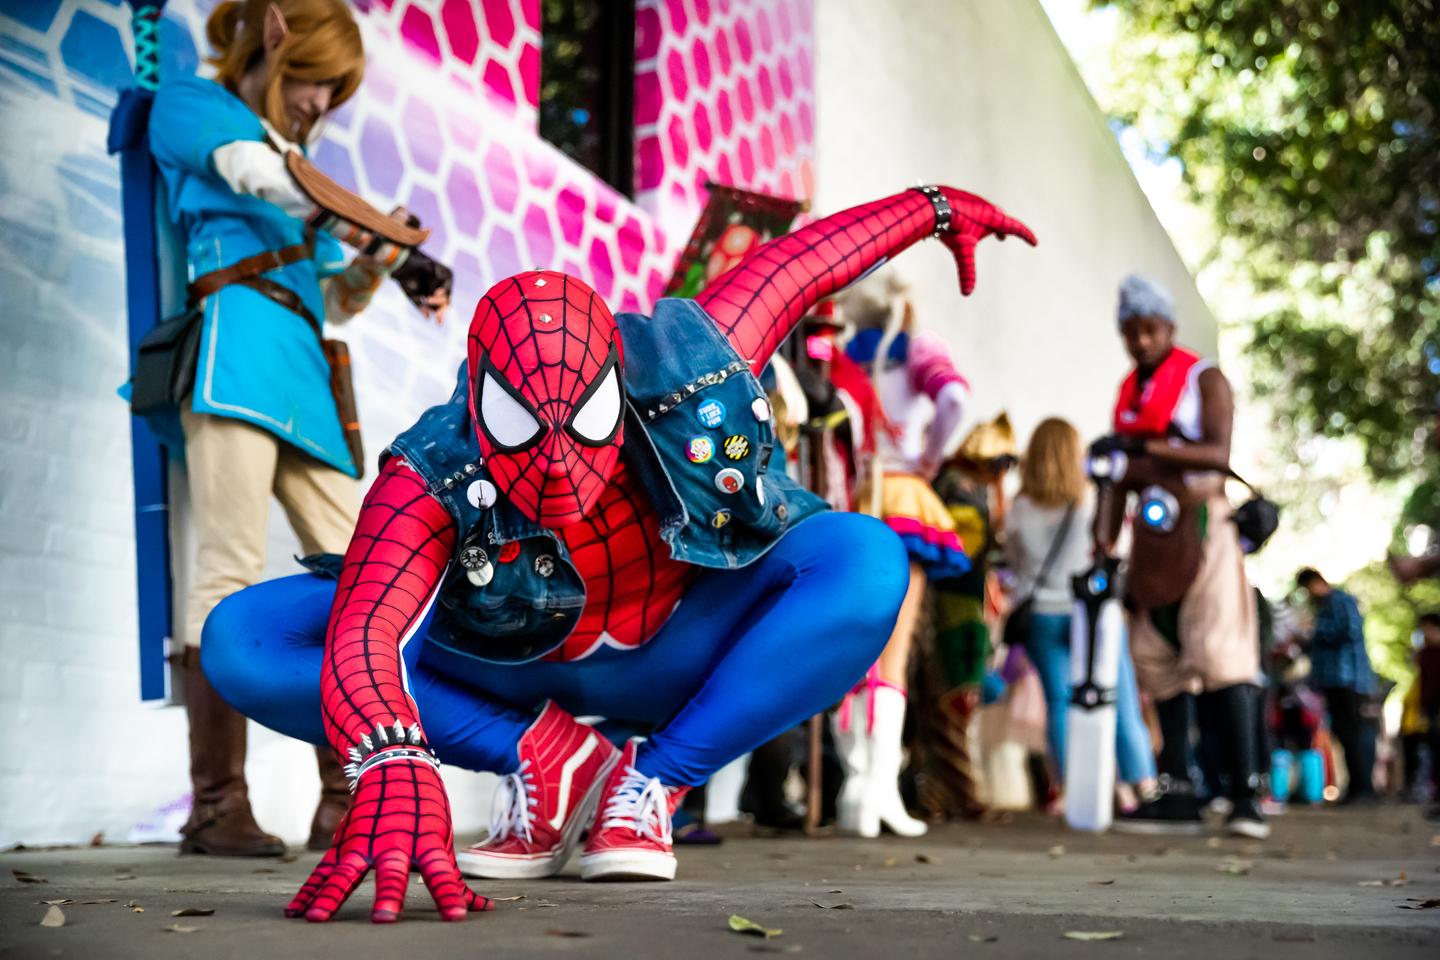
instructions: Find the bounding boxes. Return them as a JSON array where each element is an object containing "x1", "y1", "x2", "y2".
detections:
[{"x1": 203, "y1": 185, "x2": 1035, "y2": 923}]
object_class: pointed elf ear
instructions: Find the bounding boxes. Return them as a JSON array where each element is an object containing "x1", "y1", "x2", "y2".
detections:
[{"x1": 263, "y1": 3, "x2": 289, "y2": 54}]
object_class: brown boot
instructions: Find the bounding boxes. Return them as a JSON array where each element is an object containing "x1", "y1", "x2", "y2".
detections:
[
  {"x1": 178, "y1": 650, "x2": 286, "y2": 857},
  {"x1": 307, "y1": 745, "x2": 353, "y2": 851}
]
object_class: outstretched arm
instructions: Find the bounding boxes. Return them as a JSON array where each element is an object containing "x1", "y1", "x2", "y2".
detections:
[
  {"x1": 694, "y1": 187, "x2": 1036, "y2": 368},
  {"x1": 289, "y1": 457, "x2": 492, "y2": 925}
]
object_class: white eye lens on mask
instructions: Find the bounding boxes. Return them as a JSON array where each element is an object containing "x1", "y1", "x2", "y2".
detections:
[
  {"x1": 479, "y1": 370, "x2": 544, "y2": 451},
  {"x1": 566, "y1": 364, "x2": 622, "y2": 446}
]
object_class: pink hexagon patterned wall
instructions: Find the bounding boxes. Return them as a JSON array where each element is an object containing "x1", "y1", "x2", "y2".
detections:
[{"x1": 633, "y1": 0, "x2": 816, "y2": 245}]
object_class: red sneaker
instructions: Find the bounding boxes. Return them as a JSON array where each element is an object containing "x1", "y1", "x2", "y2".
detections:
[
  {"x1": 456, "y1": 701, "x2": 619, "y2": 879},
  {"x1": 579, "y1": 739, "x2": 690, "y2": 882}
]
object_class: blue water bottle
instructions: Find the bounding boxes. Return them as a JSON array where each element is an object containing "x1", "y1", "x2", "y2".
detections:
[{"x1": 1270, "y1": 749, "x2": 1294, "y2": 803}]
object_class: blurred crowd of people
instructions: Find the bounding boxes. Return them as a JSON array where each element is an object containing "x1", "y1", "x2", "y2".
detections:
[{"x1": 711, "y1": 270, "x2": 1440, "y2": 844}]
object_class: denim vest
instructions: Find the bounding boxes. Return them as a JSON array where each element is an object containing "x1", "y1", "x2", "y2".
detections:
[{"x1": 385, "y1": 298, "x2": 827, "y2": 665}]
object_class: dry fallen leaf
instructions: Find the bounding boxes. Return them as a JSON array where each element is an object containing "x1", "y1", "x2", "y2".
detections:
[
  {"x1": 883, "y1": 858, "x2": 897, "y2": 867},
  {"x1": 730, "y1": 915, "x2": 782, "y2": 939},
  {"x1": 14, "y1": 870, "x2": 48, "y2": 884},
  {"x1": 1048, "y1": 845, "x2": 1065, "y2": 858},
  {"x1": 493, "y1": 895, "x2": 525, "y2": 901},
  {"x1": 968, "y1": 935, "x2": 998, "y2": 942},
  {"x1": 1090, "y1": 880, "x2": 1115, "y2": 886},
  {"x1": 114, "y1": 875, "x2": 137, "y2": 881},
  {"x1": 915, "y1": 854, "x2": 934, "y2": 864},
  {"x1": 171, "y1": 908, "x2": 215, "y2": 917},
  {"x1": 133, "y1": 908, "x2": 145, "y2": 913},
  {"x1": 1398, "y1": 898, "x2": 1440, "y2": 910},
  {"x1": 807, "y1": 901, "x2": 854, "y2": 910},
  {"x1": 39, "y1": 899, "x2": 72, "y2": 906},
  {"x1": 545, "y1": 930, "x2": 589, "y2": 938},
  {"x1": 126, "y1": 900, "x2": 140, "y2": 908},
  {"x1": 90, "y1": 832, "x2": 105, "y2": 847},
  {"x1": 1358, "y1": 880, "x2": 1385, "y2": 887},
  {"x1": 164, "y1": 924, "x2": 201, "y2": 933},
  {"x1": 1065, "y1": 931, "x2": 1124, "y2": 941},
  {"x1": 747, "y1": 946, "x2": 803, "y2": 954},
  {"x1": 40, "y1": 905, "x2": 65, "y2": 927},
  {"x1": 252, "y1": 868, "x2": 276, "y2": 874}
]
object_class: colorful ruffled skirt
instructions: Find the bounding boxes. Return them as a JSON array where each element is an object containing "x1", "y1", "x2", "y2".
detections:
[{"x1": 857, "y1": 472, "x2": 972, "y2": 580}]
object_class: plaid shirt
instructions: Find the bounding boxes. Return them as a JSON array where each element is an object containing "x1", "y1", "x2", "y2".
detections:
[{"x1": 1308, "y1": 589, "x2": 1377, "y2": 694}]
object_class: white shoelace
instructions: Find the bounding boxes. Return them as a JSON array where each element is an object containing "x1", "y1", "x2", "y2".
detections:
[
  {"x1": 488, "y1": 760, "x2": 538, "y2": 843},
  {"x1": 599, "y1": 764, "x2": 672, "y2": 844}
]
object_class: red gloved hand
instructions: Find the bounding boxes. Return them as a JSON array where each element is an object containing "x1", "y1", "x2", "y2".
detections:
[
  {"x1": 932, "y1": 187, "x2": 1038, "y2": 296},
  {"x1": 286, "y1": 760, "x2": 494, "y2": 924}
]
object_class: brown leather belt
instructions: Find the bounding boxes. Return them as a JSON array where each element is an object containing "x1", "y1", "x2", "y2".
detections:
[{"x1": 186, "y1": 242, "x2": 312, "y2": 306}]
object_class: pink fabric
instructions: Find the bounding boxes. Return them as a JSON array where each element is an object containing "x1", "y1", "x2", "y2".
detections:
[
  {"x1": 837, "y1": 663, "x2": 906, "y2": 734},
  {"x1": 885, "y1": 515, "x2": 966, "y2": 554},
  {"x1": 907, "y1": 330, "x2": 968, "y2": 401}
]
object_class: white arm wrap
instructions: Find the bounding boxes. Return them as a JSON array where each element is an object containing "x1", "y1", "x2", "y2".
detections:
[{"x1": 211, "y1": 140, "x2": 313, "y2": 219}]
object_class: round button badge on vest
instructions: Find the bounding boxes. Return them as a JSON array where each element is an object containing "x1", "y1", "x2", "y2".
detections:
[
  {"x1": 709, "y1": 508, "x2": 732, "y2": 529},
  {"x1": 696, "y1": 399, "x2": 726, "y2": 429},
  {"x1": 715, "y1": 468, "x2": 745, "y2": 494},
  {"x1": 687, "y1": 436, "x2": 715, "y2": 463},
  {"x1": 459, "y1": 546, "x2": 488, "y2": 570},
  {"x1": 534, "y1": 554, "x2": 555, "y2": 578},
  {"x1": 466, "y1": 563, "x2": 494, "y2": 587},
  {"x1": 750, "y1": 397, "x2": 771, "y2": 421},
  {"x1": 722, "y1": 435, "x2": 750, "y2": 460},
  {"x1": 467, "y1": 479, "x2": 497, "y2": 509}
]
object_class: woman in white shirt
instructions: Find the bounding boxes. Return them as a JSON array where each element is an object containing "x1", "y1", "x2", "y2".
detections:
[{"x1": 1004, "y1": 419, "x2": 1156, "y2": 813}]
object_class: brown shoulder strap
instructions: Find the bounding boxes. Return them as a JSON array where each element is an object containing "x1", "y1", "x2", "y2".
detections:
[{"x1": 188, "y1": 243, "x2": 312, "y2": 306}]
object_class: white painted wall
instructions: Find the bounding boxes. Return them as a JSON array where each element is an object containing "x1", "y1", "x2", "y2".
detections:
[{"x1": 813, "y1": 0, "x2": 1215, "y2": 447}]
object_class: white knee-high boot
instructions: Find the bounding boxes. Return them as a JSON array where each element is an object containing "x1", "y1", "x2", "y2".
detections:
[
  {"x1": 833, "y1": 689, "x2": 869, "y2": 833},
  {"x1": 858, "y1": 684, "x2": 928, "y2": 838}
]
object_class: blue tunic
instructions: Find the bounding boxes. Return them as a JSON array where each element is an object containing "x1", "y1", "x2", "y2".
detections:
[{"x1": 149, "y1": 75, "x2": 355, "y2": 475}]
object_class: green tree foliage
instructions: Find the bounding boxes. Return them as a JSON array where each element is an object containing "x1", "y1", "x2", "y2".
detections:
[
  {"x1": 1092, "y1": 0, "x2": 1439, "y2": 487},
  {"x1": 1344, "y1": 560, "x2": 1440, "y2": 688}
]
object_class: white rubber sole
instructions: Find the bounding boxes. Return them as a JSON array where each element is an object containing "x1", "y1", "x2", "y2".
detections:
[
  {"x1": 457, "y1": 749, "x2": 620, "y2": 880},
  {"x1": 578, "y1": 848, "x2": 677, "y2": 882},
  {"x1": 1110, "y1": 819, "x2": 1204, "y2": 836},
  {"x1": 1226, "y1": 817, "x2": 1271, "y2": 840}
]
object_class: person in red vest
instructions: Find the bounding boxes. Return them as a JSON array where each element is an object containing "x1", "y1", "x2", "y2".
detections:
[{"x1": 1091, "y1": 274, "x2": 1266, "y2": 839}]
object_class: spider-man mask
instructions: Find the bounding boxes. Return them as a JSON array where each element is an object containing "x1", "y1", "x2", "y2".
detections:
[{"x1": 467, "y1": 271, "x2": 625, "y2": 528}]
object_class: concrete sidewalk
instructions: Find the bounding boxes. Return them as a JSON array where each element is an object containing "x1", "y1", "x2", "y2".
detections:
[{"x1": 3, "y1": 804, "x2": 1438, "y2": 959}]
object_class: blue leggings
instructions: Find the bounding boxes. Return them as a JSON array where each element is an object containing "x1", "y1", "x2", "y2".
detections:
[
  {"x1": 1025, "y1": 613, "x2": 1157, "y2": 785},
  {"x1": 203, "y1": 512, "x2": 908, "y2": 787}
]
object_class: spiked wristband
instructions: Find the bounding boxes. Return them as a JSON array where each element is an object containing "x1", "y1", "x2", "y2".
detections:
[
  {"x1": 344, "y1": 721, "x2": 440, "y2": 790},
  {"x1": 911, "y1": 185, "x2": 953, "y2": 237}
]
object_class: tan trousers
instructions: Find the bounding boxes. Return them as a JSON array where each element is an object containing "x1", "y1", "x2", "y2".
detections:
[
  {"x1": 1127, "y1": 495, "x2": 1259, "y2": 701},
  {"x1": 181, "y1": 403, "x2": 359, "y2": 648}
]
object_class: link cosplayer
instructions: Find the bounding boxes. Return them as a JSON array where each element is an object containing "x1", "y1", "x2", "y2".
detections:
[{"x1": 203, "y1": 186, "x2": 1035, "y2": 923}]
